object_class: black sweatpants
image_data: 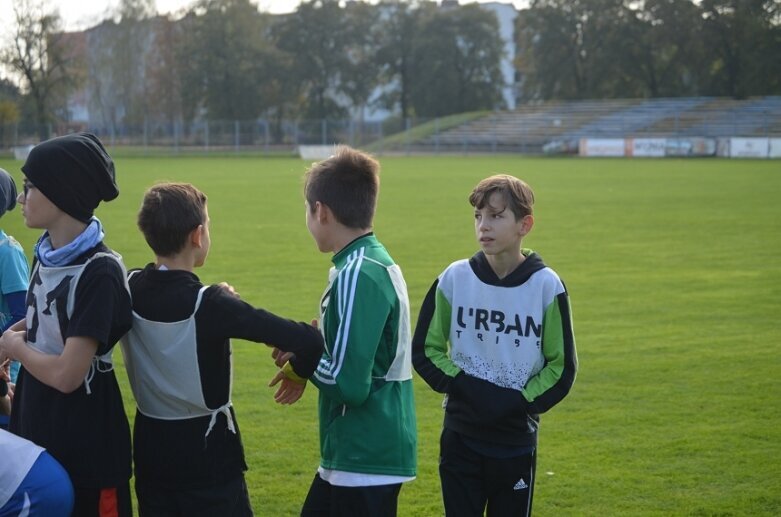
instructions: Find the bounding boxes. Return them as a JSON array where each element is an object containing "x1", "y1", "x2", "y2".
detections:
[
  {"x1": 301, "y1": 472, "x2": 402, "y2": 517},
  {"x1": 439, "y1": 428, "x2": 536, "y2": 517},
  {"x1": 135, "y1": 474, "x2": 253, "y2": 517}
]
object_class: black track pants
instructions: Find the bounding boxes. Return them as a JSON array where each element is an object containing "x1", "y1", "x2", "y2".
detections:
[{"x1": 439, "y1": 428, "x2": 536, "y2": 517}]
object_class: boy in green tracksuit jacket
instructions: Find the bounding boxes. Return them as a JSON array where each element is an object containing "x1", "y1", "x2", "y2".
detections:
[
  {"x1": 277, "y1": 146, "x2": 416, "y2": 516},
  {"x1": 412, "y1": 174, "x2": 577, "y2": 517}
]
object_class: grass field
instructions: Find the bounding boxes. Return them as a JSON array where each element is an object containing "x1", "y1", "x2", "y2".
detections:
[{"x1": 1, "y1": 154, "x2": 779, "y2": 516}]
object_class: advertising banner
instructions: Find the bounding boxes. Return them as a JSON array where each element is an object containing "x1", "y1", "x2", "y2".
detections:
[
  {"x1": 729, "y1": 138, "x2": 769, "y2": 158},
  {"x1": 625, "y1": 138, "x2": 666, "y2": 157},
  {"x1": 769, "y1": 138, "x2": 781, "y2": 158},
  {"x1": 579, "y1": 138, "x2": 625, "y2": 157},
  {"x1": 664, "y1": 138, "x2": 716, "y2": 157}
]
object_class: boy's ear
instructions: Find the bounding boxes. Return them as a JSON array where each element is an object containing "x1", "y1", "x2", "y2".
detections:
[
  {"x1": 190, "y1": 225, "x2": 205, "y2": 248},
  {"x1": 315, "y1": 201, "x2": 330, "y2": 223},
  {"x1": 519, "y1": 215, "x2": 534, "y2": 236}
]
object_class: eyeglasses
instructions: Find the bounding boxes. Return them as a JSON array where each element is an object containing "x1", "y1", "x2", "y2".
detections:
[{"x1": 23, "y1": 180, "x2": 35, "y2": 197}]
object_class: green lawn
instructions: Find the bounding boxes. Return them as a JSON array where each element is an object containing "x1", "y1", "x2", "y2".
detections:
[{"x1": 1, "y1": 155, "x2": 779, "y2": 516}]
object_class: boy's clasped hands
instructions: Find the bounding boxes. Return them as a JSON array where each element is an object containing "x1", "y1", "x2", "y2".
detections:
[
  {"x1": 216, "y1": 279, "x2": 309, "y2": 405},
  {"x1": 268, "y1": 318, "x2": 318, "y2": 405},
  {"x1": 0, "y1": 325, "x2": 26, "y2": 363}
]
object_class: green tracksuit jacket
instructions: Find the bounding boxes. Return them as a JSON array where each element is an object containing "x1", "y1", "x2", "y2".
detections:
[{"x1": 311, "y1": 233, "x2": 417, "y2": 477}]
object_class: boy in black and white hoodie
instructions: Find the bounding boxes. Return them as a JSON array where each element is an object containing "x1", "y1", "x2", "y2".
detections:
[{"x1": 412, "y1": 174, "x2": 577, "y2": 517}]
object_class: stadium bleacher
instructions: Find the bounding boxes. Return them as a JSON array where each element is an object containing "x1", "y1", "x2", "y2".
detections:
[{"x1": 413, "y1": 96, "x2": 781, "y2": 153}]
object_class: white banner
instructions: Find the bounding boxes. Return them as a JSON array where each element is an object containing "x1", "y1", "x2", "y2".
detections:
[
  {"x1": 13, "y1": 145, "x2": 34, "y2": 161},
  {"x1": 769, "y1": 138, "x2": 781, "y2": 158},
  {"x1": 579, "y1": 138, "x2": 625, "y2": 157},
  {"x1": 729, "y1": 138, "x2": 769, "y2": 158},
  {"x1": 716, "y1": 138, "x2": 730, "y2": 158},
  {"x1": 626, "y1": 138, "x2": 666, "y2": 157},
  {"x1": 298, "y1": 145, "x2": 335, "y2": 160}
]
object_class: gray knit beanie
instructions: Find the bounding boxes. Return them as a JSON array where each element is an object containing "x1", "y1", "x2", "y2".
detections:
[{"x1": 0, "y1": 168, "x2": 18, "y2": 218}]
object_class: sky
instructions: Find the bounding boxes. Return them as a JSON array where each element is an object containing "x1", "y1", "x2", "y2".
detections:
[
  {"x1": 0, "y1": 0, "x2": 303, "y2": 33},
  {"x1": 1, "y1": 0, "x2": 525, "y2": 34}
]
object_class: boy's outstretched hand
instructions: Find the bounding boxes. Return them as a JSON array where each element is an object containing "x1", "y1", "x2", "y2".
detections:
[
  {"x1": 269, "y1": 369, "x2": 306, "y2": 405},
  {"x1": 268, "y1": 319, "x2": 319, "y2": 404}
]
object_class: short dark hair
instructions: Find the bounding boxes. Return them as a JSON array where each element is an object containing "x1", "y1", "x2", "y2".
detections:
[
  {"x1": 304, "y1": 146, "x2": 379, "y2": 229},
  {"x1": 469, "y1": 174, "x2": 534, "y2": 220},
  {"x1": 137, "y1": 182, "x2": 207, "y2": 257}
]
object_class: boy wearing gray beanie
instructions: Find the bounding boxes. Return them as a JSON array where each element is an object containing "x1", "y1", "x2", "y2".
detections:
[{"x1": 0, "y1": 133, "x2": 133, "y2": 517}]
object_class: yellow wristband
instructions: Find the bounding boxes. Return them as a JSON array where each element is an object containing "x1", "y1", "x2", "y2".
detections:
[{"x1": 282, "y1": 362, "x2": 307, "y2": 385}]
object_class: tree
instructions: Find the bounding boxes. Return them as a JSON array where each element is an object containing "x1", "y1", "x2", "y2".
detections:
[
  {"x1": 85, "y1": 22, "x2": 122, "y2": 131},
  {"x1": 177, "y1": 0, "x2": 276, "y2": 122},
  {"x1": 273, "y1": 0, "x2": 355, "y2": 120},
  {"x1": 516, "y1": 1, "x2": 586, "y2": 100},
  {"x1": 1, "y1": 0, "x2": 75, "y2": 139},
  {"x1": 111, "y1": 0, "x2": 157, "y2": 126},
  {"x1": 409, "y1": 4, "x2": 505, "y2": 116},
  {"x1": 254, "y1": 42, "x2": 300, "y2": 142},
  {"x1": 84, "y1": 0, "x2": 158, "y2": 131},
  {"x1": 0, "y1": 79, "x2": 21, "y2": 101},
  {"x1": 0, "y1": 100, "x2": 19, "y2": 122},
  {"x1": 516, "y1": 0, "x2": 780, "y2": 100},
  {"x1": 624, "y1": 0, "x2": 708, "y2": 97},
  {"x1": 517, "y1": 0, "x2": 634, "y2": 100},
  {"x1": 340, "y1": 1, "x2": 382, "y2": 122},
  {"x1": 701, "y1": 0, "x2": 780, "y2": 98},
  {"x1": 375, "y1": 1, "x2": 429, "y2": 119},
  {"x1": 0, "y1": 80, "x2": 21, "y2": 146},
  {"x1": 118, "y1": 0, "x2": 155, "y2": 21},
  {"x1": 144, "y1": 17, "x2": 184, "y2": 127}
]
